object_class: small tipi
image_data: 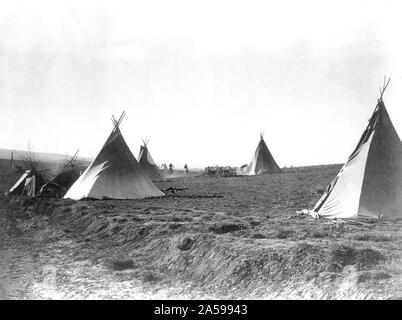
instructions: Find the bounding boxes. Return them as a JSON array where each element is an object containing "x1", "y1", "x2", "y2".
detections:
[
  {"x1": 6, "y1": 152, "x2": 46, "y2": 197},
  {"x1": 313, "y1": 79, "x2": 402, "y2": 219},
  {"x1": 138, "y1": 138, "x2": 164, "y2": 181},
  {"x1": 246, "y1": 134, "x2": 281, "y2": 175},
  {"x1": 64, "y1": 112, "x2": 164, "y2": 200},
  {"x1": 7, "y1": 168, "x2": 46, "y2": 197}
]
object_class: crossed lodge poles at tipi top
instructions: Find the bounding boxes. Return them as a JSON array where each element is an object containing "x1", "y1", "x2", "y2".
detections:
[
  {"x1": 64, "y1": 112, "x2": 164, "y2": 200},
  {"x1": 312, "y1": 78, "x2": 402, "y2": 219}
]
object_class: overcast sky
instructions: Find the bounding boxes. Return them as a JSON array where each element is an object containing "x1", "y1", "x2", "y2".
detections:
[{"x1": 1, "y1": 0, "x2": 401, "y2": 168}]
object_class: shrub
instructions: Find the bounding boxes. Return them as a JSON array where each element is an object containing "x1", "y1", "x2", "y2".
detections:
[
  {"x1": 109, "y1": 259, "x2": 136, "y2": 271},
  {"x1": 326, "y1": 243, "x2": 385, "y2": 272},
  {"x1": 350, "y1": 233, "x2": 394, "y2": 242}
]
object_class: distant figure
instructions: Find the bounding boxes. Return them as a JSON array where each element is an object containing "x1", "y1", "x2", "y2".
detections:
[
  {"x1": 168, "y1": 163, "x2": 174, "y2": 175},
  {"x1": 184, "y1": 164, "x2": 189, "y2": 174},
  {"x1": 22, "y1": 171, "x2": 36, "y2": 197},
  {"x1": 161, "y1": 164, "x2": 168, "y2": 176}
]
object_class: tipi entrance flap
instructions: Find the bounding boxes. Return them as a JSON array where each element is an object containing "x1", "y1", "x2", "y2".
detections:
[
  {"x1": 314, "y1": 133, "x2": 374, "y2": 218},
  {"x1": 9, "y1": 170, "x2": 30, "y2": 194},
  {"x1": 8, "y1": 168, "x2": 46, "y2": 197},
  {"x1": 64, "y1": 161, "x2": 108, "y2": 200}
]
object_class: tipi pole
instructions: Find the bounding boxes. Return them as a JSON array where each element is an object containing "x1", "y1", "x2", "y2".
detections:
[
  {"x1": 380, "y1": 77, "x2": 391, "y2": 99},
  {"x1": 111, "y1": 111, "x2": 126, "y2": 131}
]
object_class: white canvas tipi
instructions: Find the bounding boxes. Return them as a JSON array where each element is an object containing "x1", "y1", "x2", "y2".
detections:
[
  {"x1": 313, "y1": 80, "x2": 402, "y2": 219},
  {"x1": 64, "y1": 112, "x2": 164, "y2": 200}
]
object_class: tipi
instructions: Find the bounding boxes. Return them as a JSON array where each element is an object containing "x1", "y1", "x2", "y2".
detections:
[
  {"x1": 138, "y1": 138, "x2": 164, "y2": 181},
  {"x1": 7, "y1": 168, "x2": 46, "y2": 197},
  {"x1": 64, "y1": 112, "x2": 165, "y2": 200},
  {"x1": 313, "y1": 79, "x2": 402, "y2": 219},
  {"x1": 6, "y1": 151, "x2": 46, "y2": 197},
  {"x1": 246, "y1": 134, "x2": 281, "y2": 175}
]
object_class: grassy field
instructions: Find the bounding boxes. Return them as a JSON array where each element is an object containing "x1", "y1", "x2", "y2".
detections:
[{"x1": 0, "y1": 159, "x2": 401, "y2": 299}]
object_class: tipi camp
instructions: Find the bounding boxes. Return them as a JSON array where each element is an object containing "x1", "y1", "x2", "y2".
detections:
[
  {"x1": 312, "y1": 79, "x2": 402, "y2": 219},
  {"x1": 138, "y1": 138, "x2": 165, "y2": 181},
  {"x1": 245, "y1": 134, "x2": 281, "y2": 175},
  {"x1": 64, "y1": 112, "x2": 165, "y2": 200}
]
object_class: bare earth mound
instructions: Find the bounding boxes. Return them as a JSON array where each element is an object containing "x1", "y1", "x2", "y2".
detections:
[{"x1": 0, "y1": 163, "x2": 401, "y2": 299}]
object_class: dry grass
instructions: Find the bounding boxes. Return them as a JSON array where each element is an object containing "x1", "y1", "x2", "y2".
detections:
[
  {"x1": 108, "y1": 259, "x2": 136, "y2": 271},
  {"x1": 142, "y1": 271, "x2": 161, "y2": 283},
  {"x1": 209, "y1": 223, "x2": 244, "y2": 234},
  {"x1": 311, "y1": 230, "x2": 330, "y2": 238},
  {"x1": 326, "y1": 243, "x2": 386, "y2": 272},
  {"x1": 350, "y1": 232, "x2": 394, "y2": 242},
  {"x1": 1, "y1": 160, "x2": 401, "y2": 299},
  {"x1": 275, "y1": 227, "x2": 295, "y2": 239}
]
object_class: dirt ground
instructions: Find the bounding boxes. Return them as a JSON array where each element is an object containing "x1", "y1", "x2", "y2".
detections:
[{"x1": 0, "y1": 160, "x2": 401, "y2": 299}]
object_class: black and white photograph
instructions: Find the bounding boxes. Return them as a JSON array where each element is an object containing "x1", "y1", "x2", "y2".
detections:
[{"x1": 0, "y1": 0, "x2": 401, "y2": 304}]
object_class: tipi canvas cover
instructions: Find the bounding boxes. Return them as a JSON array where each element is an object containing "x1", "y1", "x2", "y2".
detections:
[
  {"x1": 313, "y1": 83, "x2": 402, "y2": 219},
  {"x1": 64, "y1": 114, "x2": 164, "y2": 200},
  {"x1": 7, "y1": 169, "x2": 46, "y2": 197},
  {"x1": 246, "y1": 135, "x2": 281, "y2": 175},
  {"x1": 138, "y1": 139, "x2": 164, "y2": 181}
]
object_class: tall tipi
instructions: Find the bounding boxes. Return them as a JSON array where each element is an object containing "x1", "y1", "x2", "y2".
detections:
[
  {"x1": 138, "y1": 138, "x2": 164, "y2": 181},
  {"x1": 246, "y1": 134, "x2": 281, "y2": 175},
  {"x1": 64, "y1": 112, "x2": 164, "y2": 200},
  {"x1": 313, "y1": 79, "x2": 402, "y2": 219}
]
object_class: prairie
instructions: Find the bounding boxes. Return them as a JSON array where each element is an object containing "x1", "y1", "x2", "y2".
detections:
[{"x1": 0, "y1": 159, "x2": 401, "y2": 299}]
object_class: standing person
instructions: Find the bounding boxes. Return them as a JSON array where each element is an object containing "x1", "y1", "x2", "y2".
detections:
[
  {"x1": 184, "y1": 164, "x2": 189, "y2": 174},
  {"x1": 168, "y1": 163, "x2": 174, "y2": 175}
]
